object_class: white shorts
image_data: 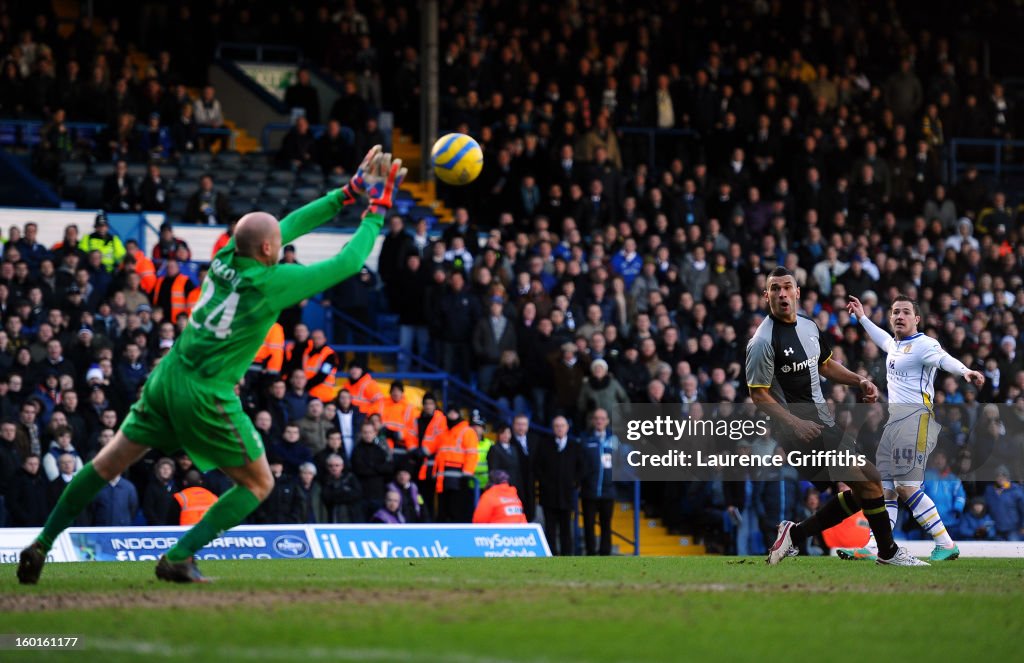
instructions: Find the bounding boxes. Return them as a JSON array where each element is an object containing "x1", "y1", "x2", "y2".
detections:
[{"x1": 875, "y1": 410, "x2": 940, "y2": 484}]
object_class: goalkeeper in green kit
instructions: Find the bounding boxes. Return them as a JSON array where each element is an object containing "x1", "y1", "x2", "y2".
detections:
[{"x1": 18, "y1": 146, "x2": 406, "y2": 584}]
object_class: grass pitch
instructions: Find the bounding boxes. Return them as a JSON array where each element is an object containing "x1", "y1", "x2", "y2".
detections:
[{"x1": 2, "y1": 557, "x2": 1022, "y2": 662}]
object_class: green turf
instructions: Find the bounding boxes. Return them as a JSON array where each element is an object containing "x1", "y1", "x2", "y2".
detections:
[{"x1": 2, "y1": 557, "x2": 1022, "y2": 662}]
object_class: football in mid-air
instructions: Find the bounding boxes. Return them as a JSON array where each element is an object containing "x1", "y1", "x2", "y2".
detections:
[{"x1": 431, "y1": 133, "x2": 484, "y2": 185}]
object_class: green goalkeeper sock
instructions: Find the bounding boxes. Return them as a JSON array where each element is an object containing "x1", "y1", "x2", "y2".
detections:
[
  {"x1": 166, "y1": 485, "x2": 261, "y2": 562},
  {"x1": 37, "y1": 462, "x2": 108, "y2": 552}
]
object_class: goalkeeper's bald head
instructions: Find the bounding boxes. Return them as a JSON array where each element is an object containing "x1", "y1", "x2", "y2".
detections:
[{"x1": 235, "y1": 211, "x2": 281, "y2": 265}]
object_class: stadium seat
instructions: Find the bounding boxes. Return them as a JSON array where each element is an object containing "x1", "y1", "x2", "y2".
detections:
[
  {"x1": 215, "y1": 152, "x2": 243, "y2": 168},
  {"x1": 61, "y1": 162, "x2": 88, "y2": 178},
  {"x1": 269, "y1": 170, "x2": 296, "y2": 185},
  {"x1": 299, "y1": 171, "x2": 325, "y2": 186},
  {"x1": 178, "y1": 165, "x2": 204, "y2": 180},
  {"x1": 232, "y1": 183, "x2": 262, "y2": 200},
  {"x1": 237, "y1": 170, "x2": 268, "y2": 184},
  {"x1": 126, "y1": 163, "x2": 147, "y2": 179},
  {"x1": 91, "y1": 162, "x2": 115, "y2": 177},
  {"x1": 262, "y1": 185, "x2": 291, "y2": 202},
  {"x1": 291, "y1": 187, "x2": 321, "y2": 202},
  {"x1": 191, "y1": 152, "x2": 215, "y2": 167},
  {"x1": 326, "y1": 174, "x2": 350, "y2": 188}
]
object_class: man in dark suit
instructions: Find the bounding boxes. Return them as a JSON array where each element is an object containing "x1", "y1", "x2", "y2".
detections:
[
  {"x1": 509, "y1": 414, "x2": 539, "y2": 521},
  {"x1": 331, "y1": 389, "x2": 365, "y2": 466},
  {"x1": 533, "y1": 416, "x2": 583, "y2": 555},
  {"x1": 487, "y1": 424, "x2": 526, "y2": 514}
]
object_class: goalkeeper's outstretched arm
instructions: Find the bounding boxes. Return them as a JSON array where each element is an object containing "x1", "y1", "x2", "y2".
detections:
[
  {"x1": 277, "y1": 145, "x2": 384, "y2": 245},
  {"x1": 266, "y1": 153, "x2": 407, "y2": 309}
]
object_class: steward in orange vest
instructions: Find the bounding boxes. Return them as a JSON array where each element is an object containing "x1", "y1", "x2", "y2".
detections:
[
  {"x1": 416, "y1": 392, "x2": 448, "y2": 482},
  {"x1": 472, "y1": 471, "x2": 527, "y2": 523},
  {"x1": 126, "y1": 245, "x2": 157, "y2": 294},
  {"x1": 433, "y1": 406, "x2": 479, "y2": 523},
  {"x1": 172, "y1": 471, "x2": 218, "y2": 526},
  {"x1": 253, "y1": 322, "x2": 286, "y2": 375},
  {"x1": 302, "y1": 329, "x2": 339, "y2": 403},
  {"x1": 152, "y1": 257, "x2": 196, "y2": 324},
  {"x1": 345, "y1": 363, "x2": 383, "y2": 414},
  {"x1": 372, "y1": 381, "x2": 420, "y2": 471}
]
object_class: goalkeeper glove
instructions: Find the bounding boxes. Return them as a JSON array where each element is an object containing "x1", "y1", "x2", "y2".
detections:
[
  {"x1": 340, "y1": 144, "x2": 382, "y2": 206},
  {"x1": 364, "y1": 156, "x2": 407, "y2": 217}
]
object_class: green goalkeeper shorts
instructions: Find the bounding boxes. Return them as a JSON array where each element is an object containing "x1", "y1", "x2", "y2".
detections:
[{"x1": 120, "y1": 353, "x2": 265, "y2": 472}]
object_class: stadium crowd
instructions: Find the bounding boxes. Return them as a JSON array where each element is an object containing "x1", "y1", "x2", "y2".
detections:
[{"x1": 2, "y1": 1, "x2": 1024, "y2": 554}]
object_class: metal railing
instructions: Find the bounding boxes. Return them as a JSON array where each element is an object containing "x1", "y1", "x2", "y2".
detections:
[{"x1": 947, "y1": 137, "x2": 1024, "y2": 184}]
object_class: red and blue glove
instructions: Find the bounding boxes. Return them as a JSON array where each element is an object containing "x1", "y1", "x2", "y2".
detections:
[
  {"x1": 340, "y1": 144, "x2": 382, "y2": 206},
  {"x1": 364, "y1": 156, "x2": 407, "y2": 217}
]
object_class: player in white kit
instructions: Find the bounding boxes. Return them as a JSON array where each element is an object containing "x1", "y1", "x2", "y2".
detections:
[{"x1": 838, "y1": 295, "x2": 985, "y2": 561}]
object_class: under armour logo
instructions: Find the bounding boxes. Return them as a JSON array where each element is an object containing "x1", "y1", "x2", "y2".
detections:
[{"x1": 783, "y1": 347, "x2": 794, "y2": 356}]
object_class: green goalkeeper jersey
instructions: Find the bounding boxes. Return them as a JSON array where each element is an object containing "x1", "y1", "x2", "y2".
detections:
[{"x1": 171, "y1": 189, "x2": 382, "y2": 388}]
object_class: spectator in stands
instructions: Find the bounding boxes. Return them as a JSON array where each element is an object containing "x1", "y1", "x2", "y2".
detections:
[
  {"x1": 315, "y1": 119, "x2": 354, "y2": 176},
  {"x1": 576, "y1": 359, "x2": 629, "y2": 426},
  {"x1": 371, "y1": 489, "x2": 406, "y2": 524},
  {"x1": 330, "y1": 79, "x2": 368, "y2": 130},
  {"x1": 142, "y1": 457, "x2": 176, "y2": 525},
  {"x1": 472, "y1": 294, "x2": 517, "y2": 392},
  {"x1": 277, "y1": 115, "x2": 316, "y2": 170},
  {"x1": 285, "y1": 67, "x2": 321, "y2": 124},
  {"x1": 298, "y1": 398, "x2": 329, "y2": 455},
  {"x1": 193, "y1": 84, "x2": 225, "y2": 150},
  {"x1": 320, "y1": 453, "x2": 362, "y2": 523},
  {"x1": 352, "y1": 420, "x2": 395, "y2": 521},
  {"x1": 41, "y1": 425, "x2": 82, "y2": 480},
  {"x1": 9, "y1": 453, "x2": 49, "y2": 525},
  {"x1": 958, "y1": 498, "x2": 997, "y2": 541},
  {"x1": 89, "y1": 471, "x2": 138, "y2": 526},
  {"x1": 580, "y1": 408, "x2": 621, "y2": 556},
  {"x1": 139, "y1": 162, "x2": 169, "y2": 211},
  {"x1": 489, "y1": 350, "x2": 529, "y2": 416},
  {"x1": 253, "y1": 455, "x2": 303, "y2": 524},
  {"x1": 270, "y1": 423, "x2": 313, "y2": 476},
  {"x1": 47, "y1": 453, "x2": 83, "y2": 516},
  {"x1": 295, "y1": 461, "x2": 325, "y2": 523},
  {"x1": 387, "y1": 468, "x2": 425, "y2": 523},
  {"x1": 534, "y1": 416, "x2": 583, "y2": 555},
  {"x1": 102, "y1": 159, "x2": 138, "y2": 213},
  {"x1": 184, "y1": 174, "x2": 231, "y2": 225},
  {"x1": 171, "y1": 102, "x2": 199, "y2": 158},
  {"x1": 984, "y1": 466, "x2": 1024, "y2": 541},
  {"x1": 139, "y1": 112, "x2": 172, "y2": 161}
]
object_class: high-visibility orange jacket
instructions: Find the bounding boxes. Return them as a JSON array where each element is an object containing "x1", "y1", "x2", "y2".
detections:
[
  {"x1": 822, "y1": 512, "x2": 871, "y2": 549},
  {"x1": 417, "y1": 410, "x2": 448, "y2": 481},
  {"x1": 153, "y1": 273, "x2": 194, "y2": 324},
  {"x1": 303, "y1": 343, "x2": 339, "y2": 402},
  {"x1": 131, "y1": 248, "x2": 157, "y2": 294},
  {"x1": 253, "y1": 323, "x2": 285, "y2": 374},
  {"x1": 185, "y1": 287, "x2": 201, "y2": 317},
  {"x1": 373, "y1": 397, "x2": 420, "y2": 449},
  {"x1": 173, "y1": 486, "x2": 218, "y2": 525},
  {"x1": 472, "y1": 484, "x2": 527, "y2": 523},
  {"x1": 433, "y1": 420, "x2": 479, "y2": 493},
  {"x1": 212, "y1": 232, "x2": 231, "y2": 257},
  {"x1": 347, "y1": 373, "x2": 383, "y2": 413}
]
